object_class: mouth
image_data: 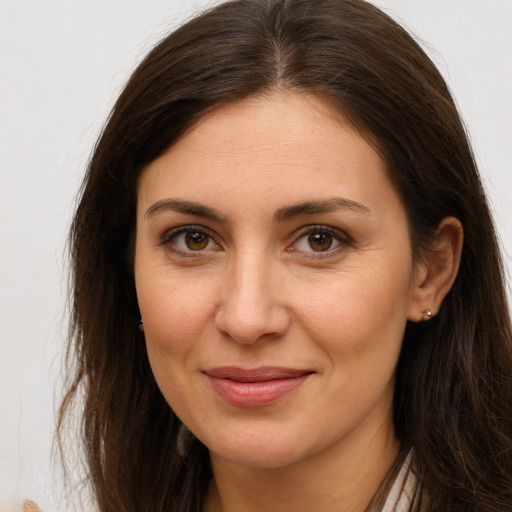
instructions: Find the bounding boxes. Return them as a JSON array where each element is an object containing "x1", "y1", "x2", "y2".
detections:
[{"x1": 203, "y1": 366, "x2": 314, "y2": 407}]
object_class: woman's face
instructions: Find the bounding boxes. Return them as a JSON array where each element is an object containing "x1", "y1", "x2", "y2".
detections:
[{"x1": 135, "y1": 92, "x2": 423, "y2": 469}]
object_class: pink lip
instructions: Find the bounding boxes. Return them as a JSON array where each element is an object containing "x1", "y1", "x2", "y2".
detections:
[{"x1": 203, "y1": 367, "x2": 313, "y2": 407}]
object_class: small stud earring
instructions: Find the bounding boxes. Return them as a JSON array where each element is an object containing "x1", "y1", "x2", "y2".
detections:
[{"x1": 421, "y1": 309, "x2": 433, "y2": 320}]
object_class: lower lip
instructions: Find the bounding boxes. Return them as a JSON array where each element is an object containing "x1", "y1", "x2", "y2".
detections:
[{"x1": 206, "y1": 374, "x2": 311, "y2": 407}]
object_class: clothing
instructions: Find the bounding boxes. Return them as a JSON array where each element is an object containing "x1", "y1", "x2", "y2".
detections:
[{"x1": 381, "y1": 451, "x2": 419, "y2": 512}]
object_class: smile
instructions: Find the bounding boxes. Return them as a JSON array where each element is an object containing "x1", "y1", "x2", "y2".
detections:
[{"x1": 203, "y1": 367, "x2": 314, "y2": 407}]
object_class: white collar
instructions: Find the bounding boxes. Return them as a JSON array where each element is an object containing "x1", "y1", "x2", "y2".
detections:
[{"x1": 381, "y1": 451, "x2": 418, "y2": 512}]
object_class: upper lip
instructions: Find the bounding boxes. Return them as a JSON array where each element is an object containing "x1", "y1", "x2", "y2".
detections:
[{"x1": 203, "y1": 366, "x2": 314, "y2": 382}]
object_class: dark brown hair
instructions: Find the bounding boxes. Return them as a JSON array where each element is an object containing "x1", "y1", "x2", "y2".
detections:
[{"x1": 59, "y1": 1, "x2": 512, "y2": 511}]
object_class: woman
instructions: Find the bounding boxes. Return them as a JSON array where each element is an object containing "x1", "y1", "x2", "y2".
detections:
[{"x1": 58, "y1": 0, "x2": 512, "y2": 511}]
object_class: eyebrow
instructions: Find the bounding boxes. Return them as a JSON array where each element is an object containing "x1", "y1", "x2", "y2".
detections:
[
  {"x1": 273, "y1": 197, "x2": 370, "y2": 222},
  {"x1": 145, "y1": 199, "x2": 230, "y2": 223},
  {"x1": 144, "y1": 197, "x2": 370, "y2": 223}
]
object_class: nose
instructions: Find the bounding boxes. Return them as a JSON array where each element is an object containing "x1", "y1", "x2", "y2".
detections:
[{"x1": 214, "y1": 252, "x2": 290, "y2": 344}]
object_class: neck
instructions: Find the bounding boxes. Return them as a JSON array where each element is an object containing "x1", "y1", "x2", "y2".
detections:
[{"x1": 204, "y1": 415, "x2": 400, "y2": 512}]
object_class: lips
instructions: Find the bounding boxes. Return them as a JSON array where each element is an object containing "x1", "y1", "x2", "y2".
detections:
[{"x1": 203, "y1": 366, "x2": 313, "y2": 407}]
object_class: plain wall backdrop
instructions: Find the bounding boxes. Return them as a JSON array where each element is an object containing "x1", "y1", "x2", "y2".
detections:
[{"x1": 1, "y1": 1, "x2": 511, "y2": 510}]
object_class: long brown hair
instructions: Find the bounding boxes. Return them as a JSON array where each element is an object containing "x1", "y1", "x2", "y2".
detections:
[{"x1": 59, "y1": 1, "x2": 512, "y2": 510}]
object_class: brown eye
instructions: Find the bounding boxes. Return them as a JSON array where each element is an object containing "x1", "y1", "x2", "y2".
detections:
[
  {"x1": 165, "y1": 227, "x2": 218, "y2": 253},
  {"x1": 307, "y1": 232, "x2": 333, "y2": 251},
  {"x1": 292, "y1": 226, "x2": 347, "y2": 255},
  {"x1": 185, "y1": 231, "x2": 209, "y2": 250}
]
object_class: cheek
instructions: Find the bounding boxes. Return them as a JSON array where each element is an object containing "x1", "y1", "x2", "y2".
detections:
[
  {"x1": 298, "y1": 277, "x2": 409, "y2": 417},
  {"x1": 135, "y1": 268, "x2": 217, "y2": 363},
  {"x1": 293, "y1": 267, "x2": 412, "y2": 361},
  {"x1": 136, "y1": 276, "x2": 217, "y2": 414}
]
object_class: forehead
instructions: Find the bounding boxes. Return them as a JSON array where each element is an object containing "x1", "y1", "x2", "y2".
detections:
[
  {"x1": 171, "y1": 92, "x2": 365, "y2": 162},
  {"x1": 137, "y1": 91, "x2": 402, "y2": 220}
]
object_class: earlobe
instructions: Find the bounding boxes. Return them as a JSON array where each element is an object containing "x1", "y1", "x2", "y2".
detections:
[{"x1": 408, "y1": 217, "x2": 463, "y2": 323}]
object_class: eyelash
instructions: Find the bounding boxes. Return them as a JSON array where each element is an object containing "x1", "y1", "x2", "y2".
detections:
[
  {"x1": 288, "y1": 225, "x2": 352, "y2": 257},
  {"x1": 159, "y1": 224, "x2": 352, "y2": 257},
  {"x1": 159, "y1": 225, "x2": 220, "y2": 257}
]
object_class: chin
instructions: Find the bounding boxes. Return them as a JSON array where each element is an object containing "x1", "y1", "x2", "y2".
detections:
[
  {"x1": 193, "y1": 421, "x2": 325, "y2": 470},
  {"x1": 210, "y1": 442, "x2": 307, "y2": 469}
]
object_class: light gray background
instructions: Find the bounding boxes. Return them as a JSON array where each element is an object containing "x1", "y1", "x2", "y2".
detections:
[{"x1": 1, "y1": 1, "x2": 511, "y2": 510}]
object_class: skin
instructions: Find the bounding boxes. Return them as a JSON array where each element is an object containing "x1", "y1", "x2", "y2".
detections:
[{"x1": 134, "y1": 92, "x2": 462, "y2": 512}]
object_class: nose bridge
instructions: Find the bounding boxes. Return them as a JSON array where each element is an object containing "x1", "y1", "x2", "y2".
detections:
[
  {"x1": 234, "y1": 247, "x2": 271, "y2": 311},
  {"x1": 215, "y1": 246, "x2": 288, "y2": 344}
]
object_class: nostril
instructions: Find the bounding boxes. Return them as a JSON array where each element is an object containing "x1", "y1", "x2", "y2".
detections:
[
  {"x1": 214, "y1": 302, "x2": 290, "y2": 345},
  {"x1": 214, "y1": 261, "x2": 290, "y2": 343}
]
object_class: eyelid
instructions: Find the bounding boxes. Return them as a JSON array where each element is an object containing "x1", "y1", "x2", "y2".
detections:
[
  {"x1": 158, "y1": 223, "x2": 351, "y2": 257},
  {"x1": 288, "y1": 224, "x2": 353, "y2": 254},
  {"x1": 159, "y1": 225, "x2": 221, "y2": 254}
]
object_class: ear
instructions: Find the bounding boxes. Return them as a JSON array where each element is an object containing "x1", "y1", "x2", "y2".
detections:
[{"x1": 408, "y1": 217, "x2": 463, "y2": 322}]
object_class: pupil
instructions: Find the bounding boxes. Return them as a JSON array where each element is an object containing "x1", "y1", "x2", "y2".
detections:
[
  {"x1": 185, "y1": 232, "x2": 208, "y2": 250},
  {"x1": 308, "y1": 232, "x2": 332, "y2": 251}
]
